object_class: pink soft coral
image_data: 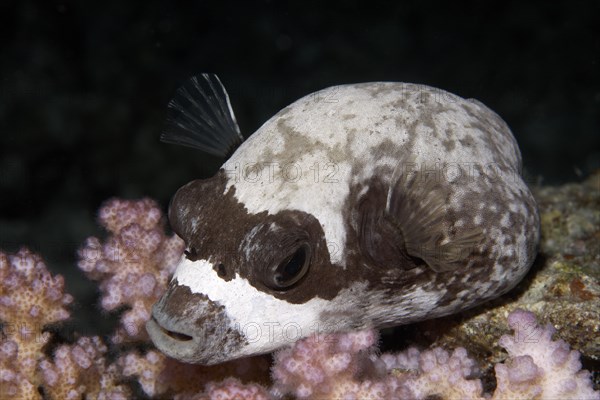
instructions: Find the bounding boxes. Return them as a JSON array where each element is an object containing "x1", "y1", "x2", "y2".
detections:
[
  {"x1": 39, "y1": 336, "x2": 130, "y2": 399},
  {"x1": 0, "y1": 248, "x2": 73, "y2": 399},
  {"x1": 271, "y1": 309, "x2": 599, "y2": 399},
  {"x1": 272, "y1": 329, "x2": 383, "y2": 398},
  {"x1": 118, "y1": 347, "x2": 271, "y2": 398},
  {"x1": 0, "y1": 248, "x2": 131, "y2": 399},
  {"x1": 271, "y1": 327, "x2": 485, "y2": 399},
  {"x1": 199, "y1": 378, "x2": 271, "y2": 400},
  {"x1": 76, "y1": 199, "x2": 271, "y2": 398},
  {"x1": 492, "y1": 309, "x2": 599, "y2": 399},
  {"x1": 77, "y1": 198, "x2": 185, "y2": 342}
]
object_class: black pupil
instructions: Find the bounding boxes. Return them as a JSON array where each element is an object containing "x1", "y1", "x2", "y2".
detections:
[{"x1": 277, "y1": 247, "x2": 306, "y2": 284}]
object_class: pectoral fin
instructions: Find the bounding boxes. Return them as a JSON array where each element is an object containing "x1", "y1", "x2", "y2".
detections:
[{"x1": 386, "y1": 167, "x2": 483, "y2": 273}]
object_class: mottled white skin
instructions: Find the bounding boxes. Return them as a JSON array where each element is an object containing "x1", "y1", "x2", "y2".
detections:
[
  {"x1": 221, "y1": 83, "x2": 536, "y2": 310},
  {"x1": 221, "y1": 83, "x2": 525, "y2": 267},
  {"x1": 150, "y1": 82, "x2": 539, "y2": 364}
]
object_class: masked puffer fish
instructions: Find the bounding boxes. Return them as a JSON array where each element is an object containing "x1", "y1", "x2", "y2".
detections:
[{"x1": 146, "y1": 74, "x2": 540, "y2": 365}]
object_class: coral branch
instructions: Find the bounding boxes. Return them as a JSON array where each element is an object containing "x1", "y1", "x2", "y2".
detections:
[
  {"x1": 271, "y1": 310, "x2": 599, "y2": 399},
  {"x1": 0, "y1": 248, "x2": 73, "y2": 399},
  {"x1": 199, "y1": 378, "x2": 271, "y2": 400},
  {"x1": 39, "y1": 336, "x2": 130, "y2": 399},
  {"x1": 77, "y1": 198, "x2": 185, "y2": 343},
  {"x1": 119, "y1": 350, "x2": 270, "y2": 398},
  {"x1": 492, "y1": 309, "x2": 598, "y2": 399}
]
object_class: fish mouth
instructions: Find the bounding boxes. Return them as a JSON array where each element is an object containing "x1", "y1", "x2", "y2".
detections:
[
  {"x1": 149, "y1": 315, "x2": 193, "y2": 342},
  {"x1": 146, "y1": 313, "x2": 242, "y2": 365},
  {"x1": 146, "y1": 279, "x2": 248, "y2": 364},
  {"x1": 145, "y1": 315, "x2": 194, "y2": 347},
  {"x1": 146, "y1": 315, "x2": 204, "y2": 363}
]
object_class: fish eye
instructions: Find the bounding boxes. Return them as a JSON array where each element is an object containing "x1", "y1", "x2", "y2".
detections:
[{"x1": 269, "y1": 243, "x2": 311, "y2": 290}]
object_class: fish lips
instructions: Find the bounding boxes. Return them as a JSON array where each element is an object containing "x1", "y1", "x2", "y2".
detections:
[{"x1": 146, "y1": 280, "x2": 247, "y2": 365}]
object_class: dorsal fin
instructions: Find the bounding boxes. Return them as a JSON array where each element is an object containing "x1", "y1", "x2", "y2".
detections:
[{"x1": 161, "y1": 74, "x2": 244, "y2": 158}]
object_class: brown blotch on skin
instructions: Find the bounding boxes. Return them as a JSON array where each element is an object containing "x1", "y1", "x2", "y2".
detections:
[
  {"x1": 152, "y1": 280, "x2": 248, "y2": 362},
  {"x1": 158, "y1": 281, "x2": 225, "y2": 324},
  {"x1": 459, "y1": 134, "x2": 474, "y2": 147},
  {"x1": 168, "y1": 170, "x2": 346, "y2": 304},
  {"x1": 213, "y1": 262, "x2": 233, "y2": 281},
  {"x1": 442, "y1": 133, "x2": 456, "y2": 151}
]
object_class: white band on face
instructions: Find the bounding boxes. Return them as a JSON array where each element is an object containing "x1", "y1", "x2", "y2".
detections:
[{"x1": 173, "y1": 257, "x2": 331, "y2": 356}]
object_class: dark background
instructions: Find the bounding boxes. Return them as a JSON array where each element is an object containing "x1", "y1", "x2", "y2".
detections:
[{"x1": 1, "y1": 1, "x2": 599, "y2": 307}]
